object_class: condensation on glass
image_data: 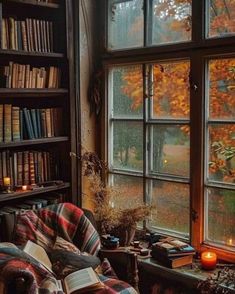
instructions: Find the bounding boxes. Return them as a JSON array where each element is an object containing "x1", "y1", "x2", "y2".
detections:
[
  {"x1": 149, "y1": 125, "x2": 190, "y2": 177},
  {"x1": 151, "y1": 0, "x2": 192, "y2": 45},
  {"x1": 149, "y1": 179, "x2": 190, "y2": 236},
  {"x1": 110, "y1": 174, "x2": 144, "y2": 209},
  {"x1": 108, "y1": 0, "x2": 144, "y2": 50},
  {"x1": 208, "y1": 0, "x2": 235, "y2": 38}
]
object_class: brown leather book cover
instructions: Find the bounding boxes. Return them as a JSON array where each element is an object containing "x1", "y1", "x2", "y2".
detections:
[{"x1": 4, "y1": 104, "x2": 12, "y2": 142}]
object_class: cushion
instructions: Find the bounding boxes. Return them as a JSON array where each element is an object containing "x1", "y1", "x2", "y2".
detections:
[
  {"x1": 50, "y1": 249, "x2": 101, "y2": 278},
  {"x1": 53, "y1": 236, "x2": 80, "y2": 254}
]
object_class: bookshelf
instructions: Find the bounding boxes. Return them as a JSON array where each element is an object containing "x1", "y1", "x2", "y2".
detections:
[{"x1": 0, "y1": 0, "x2": 77, "y2": 209}]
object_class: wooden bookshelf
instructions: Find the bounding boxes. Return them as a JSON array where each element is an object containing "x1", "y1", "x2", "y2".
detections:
[
  {"x1": 0, "y1": 136, "x2": 69, "y2": 148},
  {"x1": 0, "y1": 0, "x2": 77, "y2": 207},
  {"x1": 0, "y1": 49, "x2": 64, "y2": 58},
  {"x1": 0, "y1": 182, "x2": 70, "y2": 202},
  {"x1": 0, "y1": 88, "x2": 68, "y2": 97}
]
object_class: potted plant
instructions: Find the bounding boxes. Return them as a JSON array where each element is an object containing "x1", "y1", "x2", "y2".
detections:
[{"x1": 81, "y1": 151, "x2": 153, "y2": 246}]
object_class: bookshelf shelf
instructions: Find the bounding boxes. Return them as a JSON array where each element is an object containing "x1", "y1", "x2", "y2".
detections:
[
  {"x1": 0, "y1": 49, "x2": 64, "y2": 58},
  {"x1": 4, "y1": 0, "x2": 60, "y2": 9},
  {"x1": 0, "y1": 182, "x2": 70, "y2": 202},
  {"x1": 0, "y1": 137, "x2": 69, "y2": 148},
  {"x1": 0, "y1": 89, "x2": 68, "y2": 97}
]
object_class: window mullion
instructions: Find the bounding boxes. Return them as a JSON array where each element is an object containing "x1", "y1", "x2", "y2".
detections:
[{"x1": 190, "y1": 52, "x2": 205, "y2": 250}]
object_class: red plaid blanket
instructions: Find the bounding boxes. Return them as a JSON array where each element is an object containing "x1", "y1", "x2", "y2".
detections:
[
  {"x1": 0, "y1": 245, "x2": 137, "y2": 294},
  {"x1": 13, "y1": 202, "x2": 101, "y2": 255}
]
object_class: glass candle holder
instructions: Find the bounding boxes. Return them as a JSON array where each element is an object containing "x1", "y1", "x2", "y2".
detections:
[{"x1": 201, "y1": 251, "x2": 217, "y2": 270}]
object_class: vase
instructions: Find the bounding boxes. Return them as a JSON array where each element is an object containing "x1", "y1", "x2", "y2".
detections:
[{"x1": 112, "y1": 224, "x2": 136, "y2": 246}]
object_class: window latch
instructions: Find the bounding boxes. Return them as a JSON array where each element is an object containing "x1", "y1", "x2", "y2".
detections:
[
  {"x1": 192, "y1": 84, "x2": 198, "y2": 92},
  {"x1": 192, "y1": 209, "x2": 198, "y2": 222}
]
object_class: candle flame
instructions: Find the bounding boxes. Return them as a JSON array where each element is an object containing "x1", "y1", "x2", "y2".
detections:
[
  {"x1": 206, "y1": 252, "x2": 212, "y2": 258},
  {"x1": 228, "y1": 239, "x2": 233, "y2": 245}
]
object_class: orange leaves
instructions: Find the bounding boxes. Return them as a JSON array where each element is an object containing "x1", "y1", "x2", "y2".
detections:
[
  {"x1": 210, "y1": 0, "x2": 235, "y2": 37},
  {"x1": 121, "y1": 65, "x2": 143, "y2": 110},
  {"x1": 152, "y1": 61, "x2": 190, "y2": 118}
]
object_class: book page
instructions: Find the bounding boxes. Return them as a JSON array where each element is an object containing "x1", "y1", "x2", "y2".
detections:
[
  {"x1": 23, "y1": 240, "x2": 52, "y2": 273},
  {"x1": 64, "y1": 267, "x2": 101, "y2": 294}
]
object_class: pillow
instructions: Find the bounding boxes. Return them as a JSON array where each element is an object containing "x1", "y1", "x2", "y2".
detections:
[
  {"x1": 50, "y1": 249, "x2": 101, "y2": 279},
  {"x1": 53, "y1": 236, "x2": 80, "y2": 254}
]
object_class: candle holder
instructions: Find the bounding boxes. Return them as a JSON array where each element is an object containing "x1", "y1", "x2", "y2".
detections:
[
  {"x1": 201, "y1": 251, "x2": 217, "y2": 270},
  {"x1": 3, "y1": 177, "x2": 12, "y2": 193},
  {"x1": 22, "y1": 185, "x2": 27, "y2": 191}
]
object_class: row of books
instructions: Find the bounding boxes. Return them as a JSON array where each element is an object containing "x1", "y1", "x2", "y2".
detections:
[
  {"x1": 0, "y1": 192, "x2": 64, "y2": 216},
  {"x1": 151, "y1": 238, "x2": 196, "y2": 268},
  {"x1": 0, "y1": 150, "x2": 56, "y2": 187},
  {"x1": 0, "y1": 105, "x2": 63, "y2": 142},
  {"x1": 2, "y1": 17, "x2": 54, "y2": 53},
  {"x1": 1, "y1": 62, "x2": 61, "y2": 88}
]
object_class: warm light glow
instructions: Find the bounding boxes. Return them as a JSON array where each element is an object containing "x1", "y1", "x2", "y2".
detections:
[
  {"x1": 164, "y1": 159, "x2": 168, "y2": 164},
  {"x1": 228, "y1": 238, "x2": 233, "y2": 245},
  {"x1": 22, "y1": 185, "x2": 27, "y2": 191},
  {"x1": 201, "y1": 251, "x2": 217, "y2": 270},
  {"x1": 3, "y1": 177, "x2": 10, "y2": 186}
]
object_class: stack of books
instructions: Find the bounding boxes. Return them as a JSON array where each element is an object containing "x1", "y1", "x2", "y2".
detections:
[{"x1": 151, "y1": 238, "x2": 195, "y2": 268}]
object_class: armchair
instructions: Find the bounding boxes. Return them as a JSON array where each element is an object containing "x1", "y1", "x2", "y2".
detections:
[{"x1": 0, "y1": 202, "x2": 139, "y2": 293}]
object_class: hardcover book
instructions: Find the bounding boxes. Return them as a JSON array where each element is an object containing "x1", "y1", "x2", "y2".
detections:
[
  {"x1": 151, "y1": 250, "x2": 193, "y2": 269},
  {"x1": 23, "y1": 240, "x2": 104, "y2": 294},
  {"x1": 152, "y1": 239, "x2": 195, "y2": 257}
]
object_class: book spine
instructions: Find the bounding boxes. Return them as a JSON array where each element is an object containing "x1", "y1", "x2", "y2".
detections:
[
  {"x1": 4, "y1": 104, "x2": 12, "y2": 142},
  {"x1": 17, "y1": 151, "x2": 23, "y2": 186},
  {"x1": 30, "y1": 109, "x2": 39, "y2": 138},
  {"x1": 0, "y1": 105, "x2": 3, "y2": 142},
  {"x1": 23, "y1": 151, "x2": 29, "y2": 185},
  {"x1": 23, "y1": 108, "x2": 34, "y2": 139},
  {"x1": 29, "y1": 151, "x2": 36, "y2": 185},
  {"x1": 12, "y1": 106, "x2": 20, "y2": 141}
]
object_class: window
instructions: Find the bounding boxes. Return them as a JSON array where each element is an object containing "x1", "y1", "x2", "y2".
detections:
[{"x1": 104, "y1": 0, "x2": 235, "y2": 260}]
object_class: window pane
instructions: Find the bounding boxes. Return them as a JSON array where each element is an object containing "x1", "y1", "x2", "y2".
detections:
[
  {"x1": 152, "y1": 61, "x2": 190, "y2": 119},
  {"x1": 149, "y1": 125, "x2": 190, "y2": 177},
  {"x1": 208, "y1": 0, "x2": 235, "y2": 38},
  {"x1": 149, "y1": 180, "x2": 189, "y2": 236},
  {"x1": 112, "y1": 121, "x2": 143, "y2": 172},
  {"x1": 151, "y1": 0, "x2": 191, "y2": 45},
  {"x1": 108, "y1": 0, "x2": 144, "y2": 50},
  {"x1": 208, "y1": 124, "x2": 235, "y2": 184},
  {"x1": 206, "y1": 187, "x2": 235, "y2": 248},
  {"x1": 111, "y1": 174, "x2": 143, "y2": 209},
  {"x1": 209, "y1": 59, "x2": 235, "y2": 120},
  {"x1": 111, "y1": 65, "x2": 143, "y2": 118}
]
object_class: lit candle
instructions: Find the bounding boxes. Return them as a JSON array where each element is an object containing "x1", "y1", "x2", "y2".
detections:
[
  {"x1": 22, "y1": 185, "x2": 27, "y2": 191},
  {"x1": 3, "y1": 177, "x2": 10, "y2": 186},
  {"x1": 201, "y1": 251, "x2": 217, "y2": 270},
  {"x1": 228, "y1": 238, "x2": 233, "y2": 246}
]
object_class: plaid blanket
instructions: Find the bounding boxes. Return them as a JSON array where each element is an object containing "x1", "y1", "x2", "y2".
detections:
[
  {"x1": 0, "y1": 245, "x2": 60, "y2": 294},
  {"x1": 0, "y1": 245, "x2": 137, "y2": 294},
  {"x1": 13, "y1": 202, "x2": 101, "y2": 255},
  {"x1": 5, "y1": 203, "x2": 137, "y2": 293}
]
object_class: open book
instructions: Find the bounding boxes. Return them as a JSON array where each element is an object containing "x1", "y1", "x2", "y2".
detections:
[{"x1": 23, "y1": 240, "x2": 104, "y2": 294}]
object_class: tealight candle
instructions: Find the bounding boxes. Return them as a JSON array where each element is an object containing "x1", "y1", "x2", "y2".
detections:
[
  {"x1": 228, "y1": 238, "x2": 233, "y2": 246},
  {"x1": 201, "y1": 251, "x2": 217, "y2": 270},
  {"x1": 22, "y1": 185, "x2": 27, "y2": 191},
  {"x1": 3, "y1": 177, "x2": 10, "y2": 186}
]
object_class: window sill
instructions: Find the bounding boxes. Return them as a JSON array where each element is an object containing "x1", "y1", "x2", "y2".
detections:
[{"x1": 138, "y1": 257, "x2": 235, "y2": 291}]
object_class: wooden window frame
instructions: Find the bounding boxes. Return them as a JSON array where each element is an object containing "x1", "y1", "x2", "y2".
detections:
[{"x1": 102, "y1": 0, "x2": 235, "y2": 262}]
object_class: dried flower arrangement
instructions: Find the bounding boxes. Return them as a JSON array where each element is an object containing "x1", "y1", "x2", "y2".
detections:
[
  {"x1": 197, "y1": 267, "x2": 235, "y2": 294},
  {"x1": 81, "y1": 151, "x2": 153, "y2": 243}
]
